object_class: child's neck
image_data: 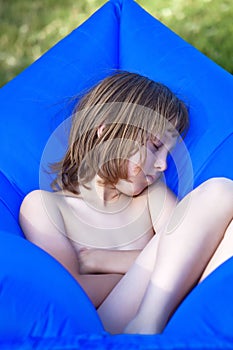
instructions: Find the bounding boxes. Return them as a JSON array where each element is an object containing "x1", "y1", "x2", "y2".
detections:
[{"x1": 79, "y1": 175, "x2": 130, "y2": 213}]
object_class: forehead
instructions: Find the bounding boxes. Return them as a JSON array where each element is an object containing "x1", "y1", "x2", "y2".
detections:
[{"x1": 149, "y1": 127, "x2": 179, "y2": 144}]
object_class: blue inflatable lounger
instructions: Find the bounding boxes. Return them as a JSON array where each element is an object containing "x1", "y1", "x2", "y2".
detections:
[{"x1": 0, "y1": 0, "x2": 233, "y2": 348}]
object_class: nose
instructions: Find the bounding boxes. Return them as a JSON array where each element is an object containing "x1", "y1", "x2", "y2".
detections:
[{"x1": 154, "y1": 154, "x2": 167, "y2": 172}]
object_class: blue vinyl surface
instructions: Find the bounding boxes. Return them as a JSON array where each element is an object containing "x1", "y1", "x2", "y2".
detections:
[{"x1": 0, "y1": 0, "x2": 233, "y2": 348}]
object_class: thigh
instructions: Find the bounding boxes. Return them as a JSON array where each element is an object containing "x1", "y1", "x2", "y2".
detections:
[{"x1": 199, "y1": 220, "x2": 233, "y2": 282}]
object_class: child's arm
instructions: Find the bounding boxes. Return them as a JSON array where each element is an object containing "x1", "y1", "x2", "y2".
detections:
[
  {"x1": 148, "y1": 180, "x2": 178, "y2": 236},
  {"x1": 78, "y1": 248, "x2": 141, "y2": 275},
  {"x1": 78, "y1": 181, "x2": 177, "y2": 276},
  {"x1": 19, "y1": 190, "x2": 123, "y2": 308},
  {"x1": 131, "y1": 180, "x2": 178, "y2": 273}
]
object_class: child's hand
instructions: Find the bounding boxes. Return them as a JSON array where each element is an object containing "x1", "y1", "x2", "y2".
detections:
[
  {"x1": 78, "y1": 248, "x2": 102, "y2": 274},
  {"x1": 78, "y1": 248, "x2": 140, "y2": 275}
]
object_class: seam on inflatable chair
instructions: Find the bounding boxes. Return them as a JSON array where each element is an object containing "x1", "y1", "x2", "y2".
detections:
[
  {"x1": 110, "y1": 0, "x2": 123, "y2": 12},
  {"x1": 0, "y1": 171, "x2": 24, "y2": 219},
  {"x1": 107, "y1": 0, "x2": 121, "y2": 70},
  {"x1": 0, "y1": 198, "x2": 17, "y2": 220},
  {"x1": 0, "y1": 199, "x2": 24, "y2": 236}
]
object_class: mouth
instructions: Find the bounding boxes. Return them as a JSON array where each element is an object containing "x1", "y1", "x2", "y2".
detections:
[{"x1": 146, "y1": 175, "x2": 157, "y2": 185}]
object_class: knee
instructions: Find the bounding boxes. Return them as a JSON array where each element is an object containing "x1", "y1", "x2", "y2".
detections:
[
  {"x1": 198, "y1": 177, "x2": 233, "y2": 193},
  {"x1": 195, "y1": 177, "x2": 233, "y2": 205}
]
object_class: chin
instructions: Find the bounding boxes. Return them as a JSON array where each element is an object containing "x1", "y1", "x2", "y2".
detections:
[
  {"x1": 116, "y1": 181, "x2": 148, "y2": 197},
  {"x1": 131, "y1": 185, "x2": 148, "y2": 197}
]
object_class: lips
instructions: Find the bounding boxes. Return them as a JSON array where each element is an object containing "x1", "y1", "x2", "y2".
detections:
[{"x1": 146, "y1": 175, "x2": 156, "y2": 184}]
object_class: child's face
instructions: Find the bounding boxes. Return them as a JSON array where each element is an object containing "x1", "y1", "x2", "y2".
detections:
[{"x1": 115, "y1": 129, "x2": 178, "y2": 196}]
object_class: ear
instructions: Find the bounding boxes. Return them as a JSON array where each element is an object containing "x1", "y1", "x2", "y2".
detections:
[{"x1": 97, "y1": 124, "x2": 106, "y2": 138}]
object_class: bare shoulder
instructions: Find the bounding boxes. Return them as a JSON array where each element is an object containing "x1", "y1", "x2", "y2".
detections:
[
  {"x1": 20, "y1": 189, "x2": 58, "y2": 216},
  {"x1": 19, "y1": 190, "x2": 64, "y2": 235},
  {"x1": 148, "y1": 180, "x2": 178, "y2": 233},
  {"x1": 148, "y1": 180, "x2": 177, "y2": 201}
]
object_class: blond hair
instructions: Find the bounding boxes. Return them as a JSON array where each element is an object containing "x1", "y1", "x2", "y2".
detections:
[{"x1": 51, "y1": 71, "x2": 189, "y2": 194}]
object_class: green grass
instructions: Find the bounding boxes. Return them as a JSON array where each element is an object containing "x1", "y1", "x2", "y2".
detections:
[
  {"x1": 0, "y1": 0, "x2": 232, "y2": 87},
  {"x1": 139, "y1": 0, "x2": 233, "y2": 73}
]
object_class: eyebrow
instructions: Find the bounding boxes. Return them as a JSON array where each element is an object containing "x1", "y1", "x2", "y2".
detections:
[{"x1": 167, "y1": 128, "x2": 179, "y2": 138}]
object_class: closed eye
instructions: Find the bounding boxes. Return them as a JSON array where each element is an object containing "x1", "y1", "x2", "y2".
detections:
[{"x1": 152, "y1": 142, "x2": 162, "y2": 151}]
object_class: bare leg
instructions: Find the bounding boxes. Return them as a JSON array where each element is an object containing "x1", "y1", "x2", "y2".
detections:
[
  {"x1": 124, "y1": 178, "x2": 233, "y2": 334},
  {"x1": 97, "y1": 182, "x2": 176, "y2": 332},
  {"x1": 97, "y1": 233, "x2": 160, "y2": 333},
  {"x1": 98, "y1": 178, "x2": 233, "y2": 334},
  {"x1": 199, "y1": 219, "x2": 233, "y2": 282}
]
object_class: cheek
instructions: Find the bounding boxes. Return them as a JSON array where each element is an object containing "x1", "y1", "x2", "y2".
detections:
[{"x1": 128, "y1": 160, "x2": 143, "y2": 178}]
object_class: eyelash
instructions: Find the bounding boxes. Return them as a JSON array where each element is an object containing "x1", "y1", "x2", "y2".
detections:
[{"x1": 152, "y1": 144, "x2": 161, "y2": 151}]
